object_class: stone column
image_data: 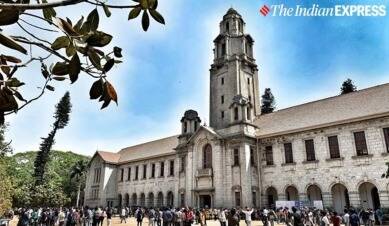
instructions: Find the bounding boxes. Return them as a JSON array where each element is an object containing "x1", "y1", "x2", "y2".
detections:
[
  {"x1": 225, "y1": 147, "x2": 233, "y2": 208},
  {"x1": 213, "y1": 143, "x2": 224, "y2": 207},
  {"x1": 278, "y1": 194, "x2": 287, "y2": 201},
  {"x1": 322, "y1": 192, "x2": 332, "y2": 208},
  {"x1": 379, "y1": 190, "x2": 389, "y2": 208},
  {"x1": 240, "y1": 143, "x2": 253, "y2": 207},
  {"x1": 348, "y1": 191, "x2": 360, "y2": 208},
  {"x1": 186, "y1": 149, "x2": 194, "y2": 207}
]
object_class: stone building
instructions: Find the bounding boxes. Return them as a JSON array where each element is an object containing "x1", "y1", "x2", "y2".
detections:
[{"x1": 84, "y1": 8, "x2": 389, "y2": 212}]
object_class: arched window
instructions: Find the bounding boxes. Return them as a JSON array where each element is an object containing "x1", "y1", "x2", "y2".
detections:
[{"x1": 203, "y1": 144, "x2": 212, "y2": 169}]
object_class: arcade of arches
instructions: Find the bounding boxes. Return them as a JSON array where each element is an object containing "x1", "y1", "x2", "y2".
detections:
[
  {"x1": 265, "y1": 182, "x2": 381, "y2": 213},
  {"x1": 115, "y1": 191, "x2": 175, "y2": 208}
]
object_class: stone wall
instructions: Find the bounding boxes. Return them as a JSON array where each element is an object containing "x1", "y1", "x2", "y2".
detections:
[{"x1": 259, "y1": 116, "x2": 389, "y2": 211}]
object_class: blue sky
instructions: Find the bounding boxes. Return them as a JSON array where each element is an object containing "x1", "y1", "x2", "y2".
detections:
[{"x1": 5, "y1": 0, "x2": 389, "y2": 155}]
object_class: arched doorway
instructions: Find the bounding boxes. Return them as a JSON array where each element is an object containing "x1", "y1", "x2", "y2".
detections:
[
  {"x1": 266, "y1": 187, "x2": 278, "y2": 208},
  {"x1": 332, "y1": 183, "x2": 350, "y2": 213},
  {"x1": 359, "y1": 182, "x2": 380, "y2": 209},
  {"x1": 140, "y1": 193, "x2": 146, "y2": 207},
  {"x1": 285, "y1": 186, "x2": 299, "y2": 201},
  {"x1": 157, "y1": 192, "x2": 164, "y2": 207},
  {"x1": 124, "y1": 193, "x2": 129, "y2": 207},
  {"x1": 167, "y1": 191, "x2": 174, "y2": 207},
  {"x1": 147, "y1": 193, "x2": 154, "y2": 207},
  {"x1": 131, "y1": 193, "x2": 137, "y2": 206},
  {"x1": 203, "y1": 144, "x2": 212, "y2": 169},
  {"x1": 118, "y1": 194, "x2": 122, "y2": 207},
  {"x1": 307, "y1": 185, "x2": 322, "y2": 202}
]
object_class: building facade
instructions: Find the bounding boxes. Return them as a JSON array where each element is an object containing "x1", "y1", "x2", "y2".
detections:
[{"x1": 84, "y1": 9, "x2": 389, "y2": 212}]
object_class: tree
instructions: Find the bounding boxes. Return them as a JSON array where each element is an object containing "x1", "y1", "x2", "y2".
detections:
[
  {"x1": 5, "y1": 150, "x2": 90, "y2": 208},
  {"x1": 0, "y1": 124, "x2": 12, "y2": 217},
  {"x1": 70, "y1": 160, "x2": 88, "y2": 207},
  {"x1": 0, "y1": 0, "x2": 165, "y2": 124},
  {"x1": 33, "y1": 91, "x2": 71, "y2": 186},
  {"x1": 261, "y1": 88, "x2": 275, "y2": 114},
  {"x1": 340, "y1": 78, "x2": 357, "y2": 95}
]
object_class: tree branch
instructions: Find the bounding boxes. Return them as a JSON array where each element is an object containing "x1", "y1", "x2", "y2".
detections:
[
  {"x1": 0, "y1": 0, "x2": 83, "y2": 10},
  {"x1": 11, "y1": 36, "x2": 101, "y2": 79},
  {"x1": 85, "y1": 0, "x2": 137, "y2": 9},
  {"x1": 0, "y1": 0, "x2": 137, "y2": 10}
]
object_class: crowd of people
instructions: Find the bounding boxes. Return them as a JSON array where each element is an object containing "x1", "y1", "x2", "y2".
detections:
[{"x1": 6, "y1": 205, "x2": 386, "y2": 226}]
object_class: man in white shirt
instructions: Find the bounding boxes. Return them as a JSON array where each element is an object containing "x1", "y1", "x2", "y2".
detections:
[
  {"x1": 242, "y1": 207, "x2": 254, "y2": 226},
  {"x1": 343, "y1": 209, "x2": 350, "y2": 226}
]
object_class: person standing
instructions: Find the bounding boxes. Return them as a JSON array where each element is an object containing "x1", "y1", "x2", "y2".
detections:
[
  {"x1": 360, "y1": 209, "x2": 370, "y2": 226},
  {"x1": 320, "y1": 211, "x2": 330, "y2": 226},
  {"x1": 218, "y1": 209, "x2": 227, "y2": 226},
  {"x1": 349, "y1": 209, "x2": 360, "y2": 226},
  {"x1": 106, "y1": 208, "x2": 112, "y2": 226},
  {"x1": 242, "y1": 207, "x2": 254, "y2": 226},
  {"x1": 268, "y1": 208, "x2": 277, "y2": 226},
  {"x1": 135, "y1": 208, "x2": 144, "y2": 226},
  {"x1": 58, "y1": 209, "x2": 66, "y2": 226},
  {"x1": 120, "y1": 207, "x2": 126, "y2": 224},
  {"x1": 227, "y1": 209, "x2": 239, "y2": 226},
  {"x1": 375, "y1": 208, "x2": 383, "y2": 225},
  {"x1": 344, "y1": 209, "x2": 350, "y2": 226},
  {"x1": 291, "y1": 207, "x2": 304, "y2": 226},
  {"x1": 183, "y1": 208, "x2": 194, "y2": 226},
  {"x1": 331, "y1": 212, "x2": 342, "y2": 226},
  {"x1": 148, "y1": 208, "x2": 156, "y2": 226}
]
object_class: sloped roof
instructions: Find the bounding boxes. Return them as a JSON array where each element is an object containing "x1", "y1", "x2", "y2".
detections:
[
  {"x1": 117, "y1": 135, "x2": 179, "y2": 163},
  {"x1": 96, "y1": 151, "x2": 120, "y2": 164},
  {"x1": 254, "y1": 83, "x2": 389, "y2": 137},
  {"x1": 187, "y1": 125, "x2": 222, "y2": 143}
]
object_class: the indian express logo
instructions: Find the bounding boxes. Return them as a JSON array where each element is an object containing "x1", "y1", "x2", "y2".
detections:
[{"x1": 268, "y1": 4, "x2": 386, "y2": 16}]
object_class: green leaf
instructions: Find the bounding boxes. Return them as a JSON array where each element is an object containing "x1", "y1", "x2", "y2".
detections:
[
  {"x1": 51, "y1": 36, "x2": 70, "y2": 50},
  {"x1": 6, "y1": 78, "x2": 25, "y2": 87},
  {"x1": 0, "y1": 32, "x2": 27, "y2": 55},
  {"x1": 149, "y1": 9, "x2": 165, "y2": 24},
  {"x1": 73, "y1": 16, "x2": 84, "y2": 32},
  {"x1": 148, "y1": 0, "x2": 158, "y2": 10},
  {"x1": 51, "y1": 62, "x2": 69, "y2": 75},
  {"x1": 1, "y1": 55, "x2": 22, "y2": 64},
  {"x1": 0, "y1": 9, "x2": 20, "y2": 26},
  {"x1": 46, "y1": 85, "x2": 55, "y2": 91},
  {"x1": 113, "y1": 47, "x2": 122, "y2": 58},
  {"x1": 41, "y1": 62, "x2": 50, "y2": 78},
  {"x1": 66, "y1": 43, "x2": 77, "y2": 57},
  {"x1": 141, "y1": 10, "x2": 150, "y2": 31},
  {"x1": 13, "y1": 91, "x2": 27, "y2": 102},
  {"x1": 103, "y1": 59, "x2": 115, "y2": 73},
  {"x1": 89, "y1": 79, "x2": 103, "y2": 100},
  {"x1": 42, "y1": 0, "x2": 56, "y2": 21},
  {"x1": 128, "y1": 7, "x2": 142, "y2": 20},
  {"x1": 41, "y1": 63, "x2": 50, "y2": 79},
  {"x1": 85, "y1": 31, "x2": 112, "y2": 47},
  {"x1": 52, "y1": 17, "x2": 79, "y2": 36},
  {"x1": 102, "y1": 3, "x2": 111, "y2": 17},
  {"x1": 87, "y1": 49, "x2": 101, "y2": 70},
  {"x1": 69, "y1": 53, "x2": 81, "y2": 84},
  {"x1": 52, "y1": 76, "x2": 67, "y2": 81},
  {"x1": 87, "y1": 9, "x2": 99, "y2": 31},
  {"x1": 140, "y1": 0, "x2": 148, "y2": 9}
]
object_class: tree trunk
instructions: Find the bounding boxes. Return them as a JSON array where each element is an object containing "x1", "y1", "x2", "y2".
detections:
[{"x1": 76, "y1": 183, "x2": 81, "y2": 207}]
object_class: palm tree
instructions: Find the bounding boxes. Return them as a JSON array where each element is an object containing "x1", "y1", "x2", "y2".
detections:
[{"x1": 70, "y1": 160, "x2": 88, "y2": 207}]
